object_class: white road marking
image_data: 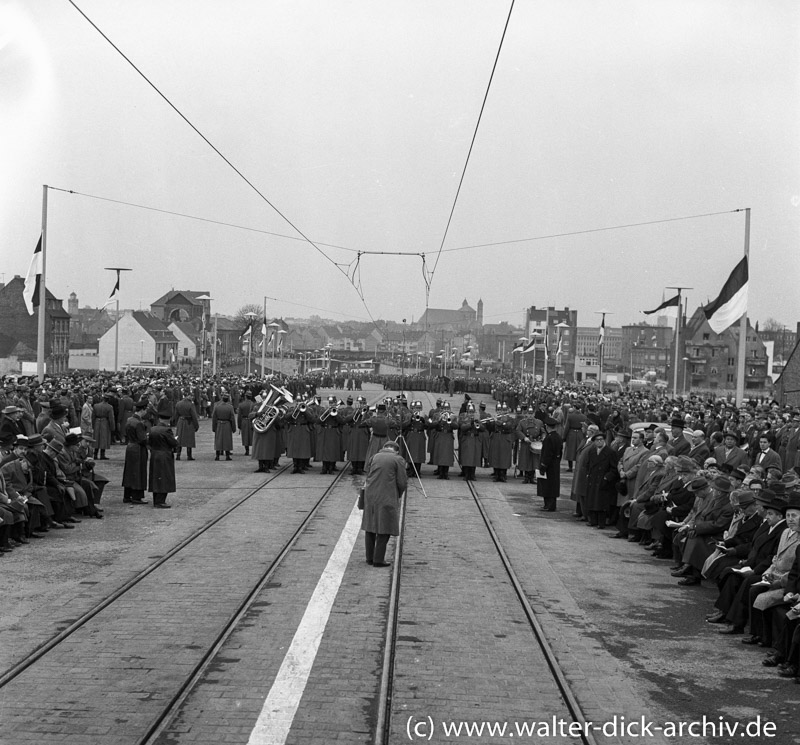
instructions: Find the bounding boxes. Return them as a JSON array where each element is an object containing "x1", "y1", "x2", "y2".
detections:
[{"x1": 247, "y1": 501, "x2": 363, "y2": 745}]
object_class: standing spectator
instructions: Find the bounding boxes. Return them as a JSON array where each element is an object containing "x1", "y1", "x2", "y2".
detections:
[
  {"x1": 148, "y1": 413, "x2": 178, "y2": 509},
  {"x1": 361, "y1": 441, "x2": 407, "y2": 567},
  {"x1": 173, "y1": 390, "x2": 199, "y2": 461},
  {"x1": 538, "y1": 416, "x2": 564, "y2": 512},
  {"x1": 211, "y1": 394, "x2": 237, "y2": 461},
  {"x1": 237, "y1": 391, "x2": 255, "y2": 456},
  {"x1": 122, "y1": 400, "x2": 149, "y2": 504},
  {"x1": 92, "y1": 394, "x2": 116, "y2": 460}
]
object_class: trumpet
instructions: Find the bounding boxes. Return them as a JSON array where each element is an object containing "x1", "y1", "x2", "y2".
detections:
[
  {"x1": 291, "y1": 401, "x2": 309, "y2": 419},
  {"x1": 320, "y1": 406, "x2": 339, "y2": 422}
]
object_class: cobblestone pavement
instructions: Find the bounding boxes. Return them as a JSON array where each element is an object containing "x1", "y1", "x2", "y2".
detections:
[{"x1": 3, "y1": 386, "x2": 797, "y2": 744}]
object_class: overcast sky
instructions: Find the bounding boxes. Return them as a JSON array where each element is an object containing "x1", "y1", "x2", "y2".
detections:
[{"x1": 2, "y1": 0, "x2": 798, "y2": 330}]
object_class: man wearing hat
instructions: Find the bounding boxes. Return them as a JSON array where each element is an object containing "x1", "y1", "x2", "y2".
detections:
[
  {"x1": 42, "y1": 400, "x2": 70, "y2": 445},
  {"x1": 700, "y1": 490, "x2": 762, "y2": 583},
  {"x1": 148, "y1": 412, "x2": 178, "y2": 509},
  {"x1": 0, "y1": 406, "x2": 25, "y2": 444},
  {"x1": 713, "y1": 490, "x2": 789, "y2": 632},
  {"x1": 667, "y1": 418, "x2": 691, "y2": 457},
  {"x1": 581, "y1": 430, "x2": 615, "y2": 523},
  {"x1": 211, "y1": 394, "x2": 237, "y2": 461},
  {"x1": 40, "y1": 439, "x2": 78, "y2": 527},
  {"x1": 122, "y1": 400, "x2": 150, "y2": 504}
]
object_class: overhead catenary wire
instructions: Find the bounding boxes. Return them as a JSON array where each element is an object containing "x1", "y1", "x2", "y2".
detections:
[
  {"x1": 426, "y1": 0, "x2": 517, "y2": 287},
  {"x1": 65, "y1": 0, "x2": 383, "y2": 330}
]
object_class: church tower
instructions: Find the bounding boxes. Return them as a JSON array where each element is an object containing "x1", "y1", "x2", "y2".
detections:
[{"x1": 477, "y1": 298, "x2": 483, "y2": 326}]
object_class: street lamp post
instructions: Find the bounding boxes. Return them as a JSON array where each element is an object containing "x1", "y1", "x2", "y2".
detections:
[
  {"x1": 244, "y1": 312, "x2": 258, "y2": 376},
  {"x1": 140, "y1": 339, "x2": 144, "y2": 363},
  {"x1": 104, "y1": 267, "x2": 132, "y2": 372},
  {"x1": 269, "y1": 322, "x2": 281, "y2": 378},
  {"x1": 195, "y1": 295, "x2": 213, "y2": 379},
  {"x1": 594, "y1": 310, "x2": 612, "y2": 388}
]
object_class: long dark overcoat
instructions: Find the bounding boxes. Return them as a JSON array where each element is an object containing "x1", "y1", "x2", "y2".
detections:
[
  {"x1": 537, "y1": 430, "x2": 564, "y2": 502},
  {"x1": 212, "y1": 402, "x2": 237, "y2": 451},
  {"x1": 361, "y1": 450, "x2": 408, "y2": 536},
  {"x1": 122, "y1": 416, "x2": 149, "y2": 490},
  {"x1": 583, "y1": 443, "x2": 618, "y2": 513},
  {"x1": 174, "y1": 398, "x2": 199, "y2": 447},
  {"x1": 148, "y1": 424, "x2": 178, "y2": 493}
]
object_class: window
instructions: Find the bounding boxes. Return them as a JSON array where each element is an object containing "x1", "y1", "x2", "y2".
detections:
[
  {"x1": 710, "y1": 367, "x2": 718, "y2": 375},
  {"x1": 184, "y1": 347, "x2": 188, "y2": 356},
  {"x1": 703, "y1": 333, "x2": 710, "y2": 341},
  {"x1": 727, "y1": 373, "x2": 734, "y2": 382},
  {"x1": 711, "y1": 349, "x2": 717, "y2": 357}
]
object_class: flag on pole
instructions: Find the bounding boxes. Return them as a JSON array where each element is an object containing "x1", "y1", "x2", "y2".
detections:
[
  {"x1": 267, "y1": 332, "x2": 274, "y2": 348},
  {"x1": 512, "y1": 342, "x2": 524, "y2": 354},
  {"x1": 23, "y1": 236, "x2": 43, "y2": 315},
  {"x1": 598, "y1": 317, "x2": 605, "y2": 346},
  {"x1": 102, "y1": 274, "x2": 120, "y2": 308},
  {"x1": 643, "y1": 293, "x2": 680, "y2": 316},
  {"x1": 261, "y1": 316, "x2": 267, "y2": 337},
  {"x1": 239, "y1": 322, "x2": 253, "y2": 341},
  {"x1": 652, "y1": 333, "x2": 657, "y2": 347},
  {"x1": 556, "y1": 331, "x2": 563, "y2": 358},
  {"x1": 703, "y1": 256, "x2": 749, "y2": 334}
]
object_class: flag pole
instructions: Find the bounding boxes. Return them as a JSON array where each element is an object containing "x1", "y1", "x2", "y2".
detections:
[
  {"x1": 261, "y1": 295, "x2": 267, "y2": 379},
  {"x1": 37, "y1": 186, "x2": 48, "y2": 382},
  {"x1": 666, "y1": 286, "x2": 692, "y2": 396},
  {"x1": 735, "y1": 208, "x2": 751, "y2": 405}
]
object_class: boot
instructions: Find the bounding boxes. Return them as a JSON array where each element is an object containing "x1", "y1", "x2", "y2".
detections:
[
  {"x1": 176, "y1": 448, "x2": 181, "y2": 461},
  {"x1": 244, "y1": 447, "x2": 250, "y2": 455},
  {"x1": 215, "y1": 452, "x2": 220, "y2": 461},
  {"x1": 187, "y1": 448, "x2": 194, "y2": 461},
  {"x1": 226, "y1": 452, "x2": 232, "y2": 461}
]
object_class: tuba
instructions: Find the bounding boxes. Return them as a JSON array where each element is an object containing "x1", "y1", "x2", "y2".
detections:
[{"x1": 252, "y1": 385, "x2": 293, "y2": 433}]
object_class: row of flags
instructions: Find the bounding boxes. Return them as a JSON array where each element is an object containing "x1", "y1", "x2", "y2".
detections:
[
  {"x1": 239, "y1": 318, "x2": 283, "y2": 351},
  {"x1": 22, "y1": 234, "x2": 750, "y2": 347}
]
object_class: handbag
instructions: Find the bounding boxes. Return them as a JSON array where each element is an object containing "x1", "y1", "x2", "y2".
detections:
[{"x1": 357, "y1": 487, "x2": 365, "y2": 510}]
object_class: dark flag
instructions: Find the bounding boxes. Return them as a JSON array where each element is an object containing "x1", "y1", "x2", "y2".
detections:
[
  {"x1": 23, "y1": 236, "x2": 42, "y2": 315},
  {"x1": 643, "y1": 293, "x2": 680, "y2": 315},
  {"x1": 703, "y1": 257, "x2": 749, "y2": 334}
]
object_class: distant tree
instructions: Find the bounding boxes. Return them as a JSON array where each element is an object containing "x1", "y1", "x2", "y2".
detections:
[
  {"x1": 234, "y1": 303, "x2": 264, "y2": 331},
  {"x1": 761, "y1": 317, "x2": 783, "y2": 333}
]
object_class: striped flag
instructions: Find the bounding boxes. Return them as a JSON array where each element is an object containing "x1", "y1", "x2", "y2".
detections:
[
  {"x1": 239, "y1": 322, "x2": 253, "y2": 341},
  {"x1": 643, "y1": 293, "x2": 680, "y2": 317},
  {"x1": 102, "y1": 274, "x2": 121, "y2": 308},
  {"x1": 556, "y1": 330, "x2": 563, "y2": 358},
  {"x1": 512, "y1": 342, "x2": 524, "y2": 354},
  {"x1": 23, "y1": 236, "x2": 42, "y2": 315},
  {"x1": 598, "y1": 317, "x2": 605, "y2": 346},
  {"x1": 703, "y1": 257, "x2": 749, "y2": 334}
]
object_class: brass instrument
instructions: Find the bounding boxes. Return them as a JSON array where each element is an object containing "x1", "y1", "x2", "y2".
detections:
[
  {"x1": 320, "y1": 405, "x2": 339, "y2": 422},
  {"x1": 441, "y1": 411, "x2": 453, "y2": 424},
  {"x1": 252, "y1": 385, "x2": 293, "y2": 433},
  {"x1": 291, "y1": 401, "x2": 309, "y2": 420}
]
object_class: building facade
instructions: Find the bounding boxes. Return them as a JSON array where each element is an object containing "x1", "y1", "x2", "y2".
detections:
[
  {"x1": 0, "y1": 276, "x2": 71, "y2": 374},
  {"x1": 98, "y1": 311, "x2": 178, "y2": 370}
]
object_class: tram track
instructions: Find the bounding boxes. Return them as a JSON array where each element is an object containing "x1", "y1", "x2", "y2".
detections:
[
  {"x1": 374, "y1": 420, "x2": 598, "y2": 745},
  {"x1": 0, "y1": 391, "x2": 396, "y2": 745}
]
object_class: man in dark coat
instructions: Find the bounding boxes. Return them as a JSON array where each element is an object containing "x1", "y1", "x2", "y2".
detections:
[
  {"x1": 173, "y1": 391, "x2": 199, "y2": 461},
  {"x1": 91, "y1": 394, "x2": 116, "y2": 459},
  {"x1": 361, "y1": 441, "x2": 407, "y2": 566},
  {"x1": 148, "y1": 413, "x2": 178, "y2": 508},
  {"x1": 538, "y1": 416, "x2": 564, "y2": 512},
  {"x1": 211, "y1": 394, "x2": 236, "y2": 461},
  {"x1": 237, "y1": 392, "x2": 255, "y2": 456},
  {"x1": 122, "y1": 401, "x2": 149, "y2": 504},
  {"x1": 583, "y1": 431, "x2": 618, "y2": 526}
]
